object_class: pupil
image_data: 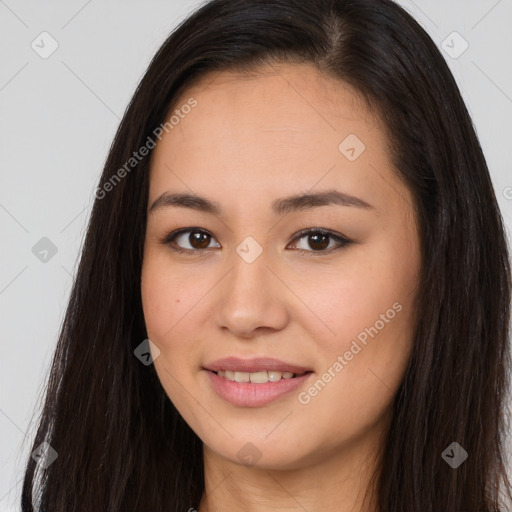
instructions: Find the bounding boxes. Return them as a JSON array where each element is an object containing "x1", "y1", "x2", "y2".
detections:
[
  {"x1": 309, "y1": 233, "x2": 329, "y2": 250},
  {"x1": 190, "y1": 231, "x2": 210, "y2": 249}
]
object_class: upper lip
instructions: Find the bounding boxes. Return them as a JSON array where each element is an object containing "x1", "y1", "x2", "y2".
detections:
[{"x1": 204, "y1": 357, "x2": 312, "y2": 374}]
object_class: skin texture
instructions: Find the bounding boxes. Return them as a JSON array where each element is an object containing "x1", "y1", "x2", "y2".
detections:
[{"x1": 141, "y1": 62, "x2": 421, "y2": 512}]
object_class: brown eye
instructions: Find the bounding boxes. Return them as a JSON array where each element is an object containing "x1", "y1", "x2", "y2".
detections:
[
  {"x1": 188, "y1": 231, "x2": 212, "y2": 249},
  {"x1": 307, "y1": 233, "x2": 330, "y2": 251},
  {"x1": 162, "y1": 227, "x2": 351, "y2": 255},
  {"x1": 288, "y1": 228, "x2": 352, "y2": 253},
  {"x1": 162, "y1": 228, "x2": 220, "y2": 253}
]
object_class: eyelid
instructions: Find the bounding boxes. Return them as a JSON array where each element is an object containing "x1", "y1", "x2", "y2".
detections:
[
  {"x1": 161, "y1": 227, "x2": 352, "y2": 254},
  {"x1": 160, "y1": 227, "x2": 219, "y2": 251},
  {"x1": 286, "y1": 227, "x2": 352, "y2": 254}
]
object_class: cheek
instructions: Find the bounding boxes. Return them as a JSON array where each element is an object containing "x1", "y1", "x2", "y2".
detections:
[
  {"x1": 140, "y1": 251, "x2": 207, "y2": 343},
  {"x1": 290, "y1": 247, "x2": 417, "y2": 353},
  {"x1": 293, "y1": 243, "x2": 417, "y2": 426},
  {"x1": 140, "y1": 250, "x2": 213, "y2": 387},
  {"x1": 141, "y1": 258, "x2": 199, "y2": 412},
  {"x1": 141, "y1": 270, "x2": 171, "y2": 344},
  {"x1": 295, "y1": 300, "x2": 413, "y2": 447}
]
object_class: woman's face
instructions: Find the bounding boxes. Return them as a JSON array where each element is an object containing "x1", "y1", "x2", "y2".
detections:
[{"x1": 141, "y1": 62, "x2": 420, "y2": 470}]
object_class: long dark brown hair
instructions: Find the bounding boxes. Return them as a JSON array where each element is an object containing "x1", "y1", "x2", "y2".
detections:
[{"x1": 20, "y1": 0, "x2": 512, "y2": 510}]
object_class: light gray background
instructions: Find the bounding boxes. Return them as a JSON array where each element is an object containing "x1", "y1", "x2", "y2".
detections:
[{"x1": 1, "y1": 1, "x2": 511, "y2": 510}]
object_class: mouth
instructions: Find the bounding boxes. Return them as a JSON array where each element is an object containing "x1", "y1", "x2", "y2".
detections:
[
  {"x1": 210, "y1": 369, "x2": 312, "y2": 383},
  {"x1": 202, "y1": 357, "x2": 315, "y2": 407},
  {"x1": 204, "y1": 356, "x2": 313, "y2": 375}
]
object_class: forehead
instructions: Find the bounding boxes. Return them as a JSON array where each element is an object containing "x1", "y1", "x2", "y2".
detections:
[
  {"x1": 167, "y1": 62, "x2": 378, "y2": 148},
  {"x1": 148, "y1": 62, "x2": 398, "y2": 215}
]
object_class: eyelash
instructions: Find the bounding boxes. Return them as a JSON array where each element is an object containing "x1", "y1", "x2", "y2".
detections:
[{"x1": 160, "y1": 227, "x2": 352, "y2": 256}]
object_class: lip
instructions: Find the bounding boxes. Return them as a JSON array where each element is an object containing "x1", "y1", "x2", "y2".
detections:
[
  {"x1": 204, "y1": 356, "x2": 312, "y2": 374},
  {"x1": 204, "y1": 369, "x2": 314, "y2": 407}
]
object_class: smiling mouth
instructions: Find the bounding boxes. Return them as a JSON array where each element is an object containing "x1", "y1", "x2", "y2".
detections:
[{"x1": 211, "y1": 369, "x2": 312, "y2": 383}]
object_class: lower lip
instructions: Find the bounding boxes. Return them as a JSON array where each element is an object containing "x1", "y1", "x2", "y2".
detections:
[{"x1": 204, "y1": 370, "x2": 313, "y2": 407}]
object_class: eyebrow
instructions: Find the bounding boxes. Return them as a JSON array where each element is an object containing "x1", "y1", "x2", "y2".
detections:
[{"x1": 149, "y1": 189, "x2": 374, "y2": 216}]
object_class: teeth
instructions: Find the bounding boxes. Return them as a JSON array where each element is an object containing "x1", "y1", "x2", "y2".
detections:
[
  {"x1": 249, "y1": 371, "x2": 268, "y2": 383},
  {"x1": 235, "y1": 371, "x2": 250, "y2": 383},
  {"x1": 216, "y1": 370, "x2": 297, "y2": 383}
]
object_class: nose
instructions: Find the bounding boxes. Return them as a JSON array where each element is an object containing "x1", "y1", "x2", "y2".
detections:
[{"x1": 213, "y1": 247, "x2": 290, "y2": 338}]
